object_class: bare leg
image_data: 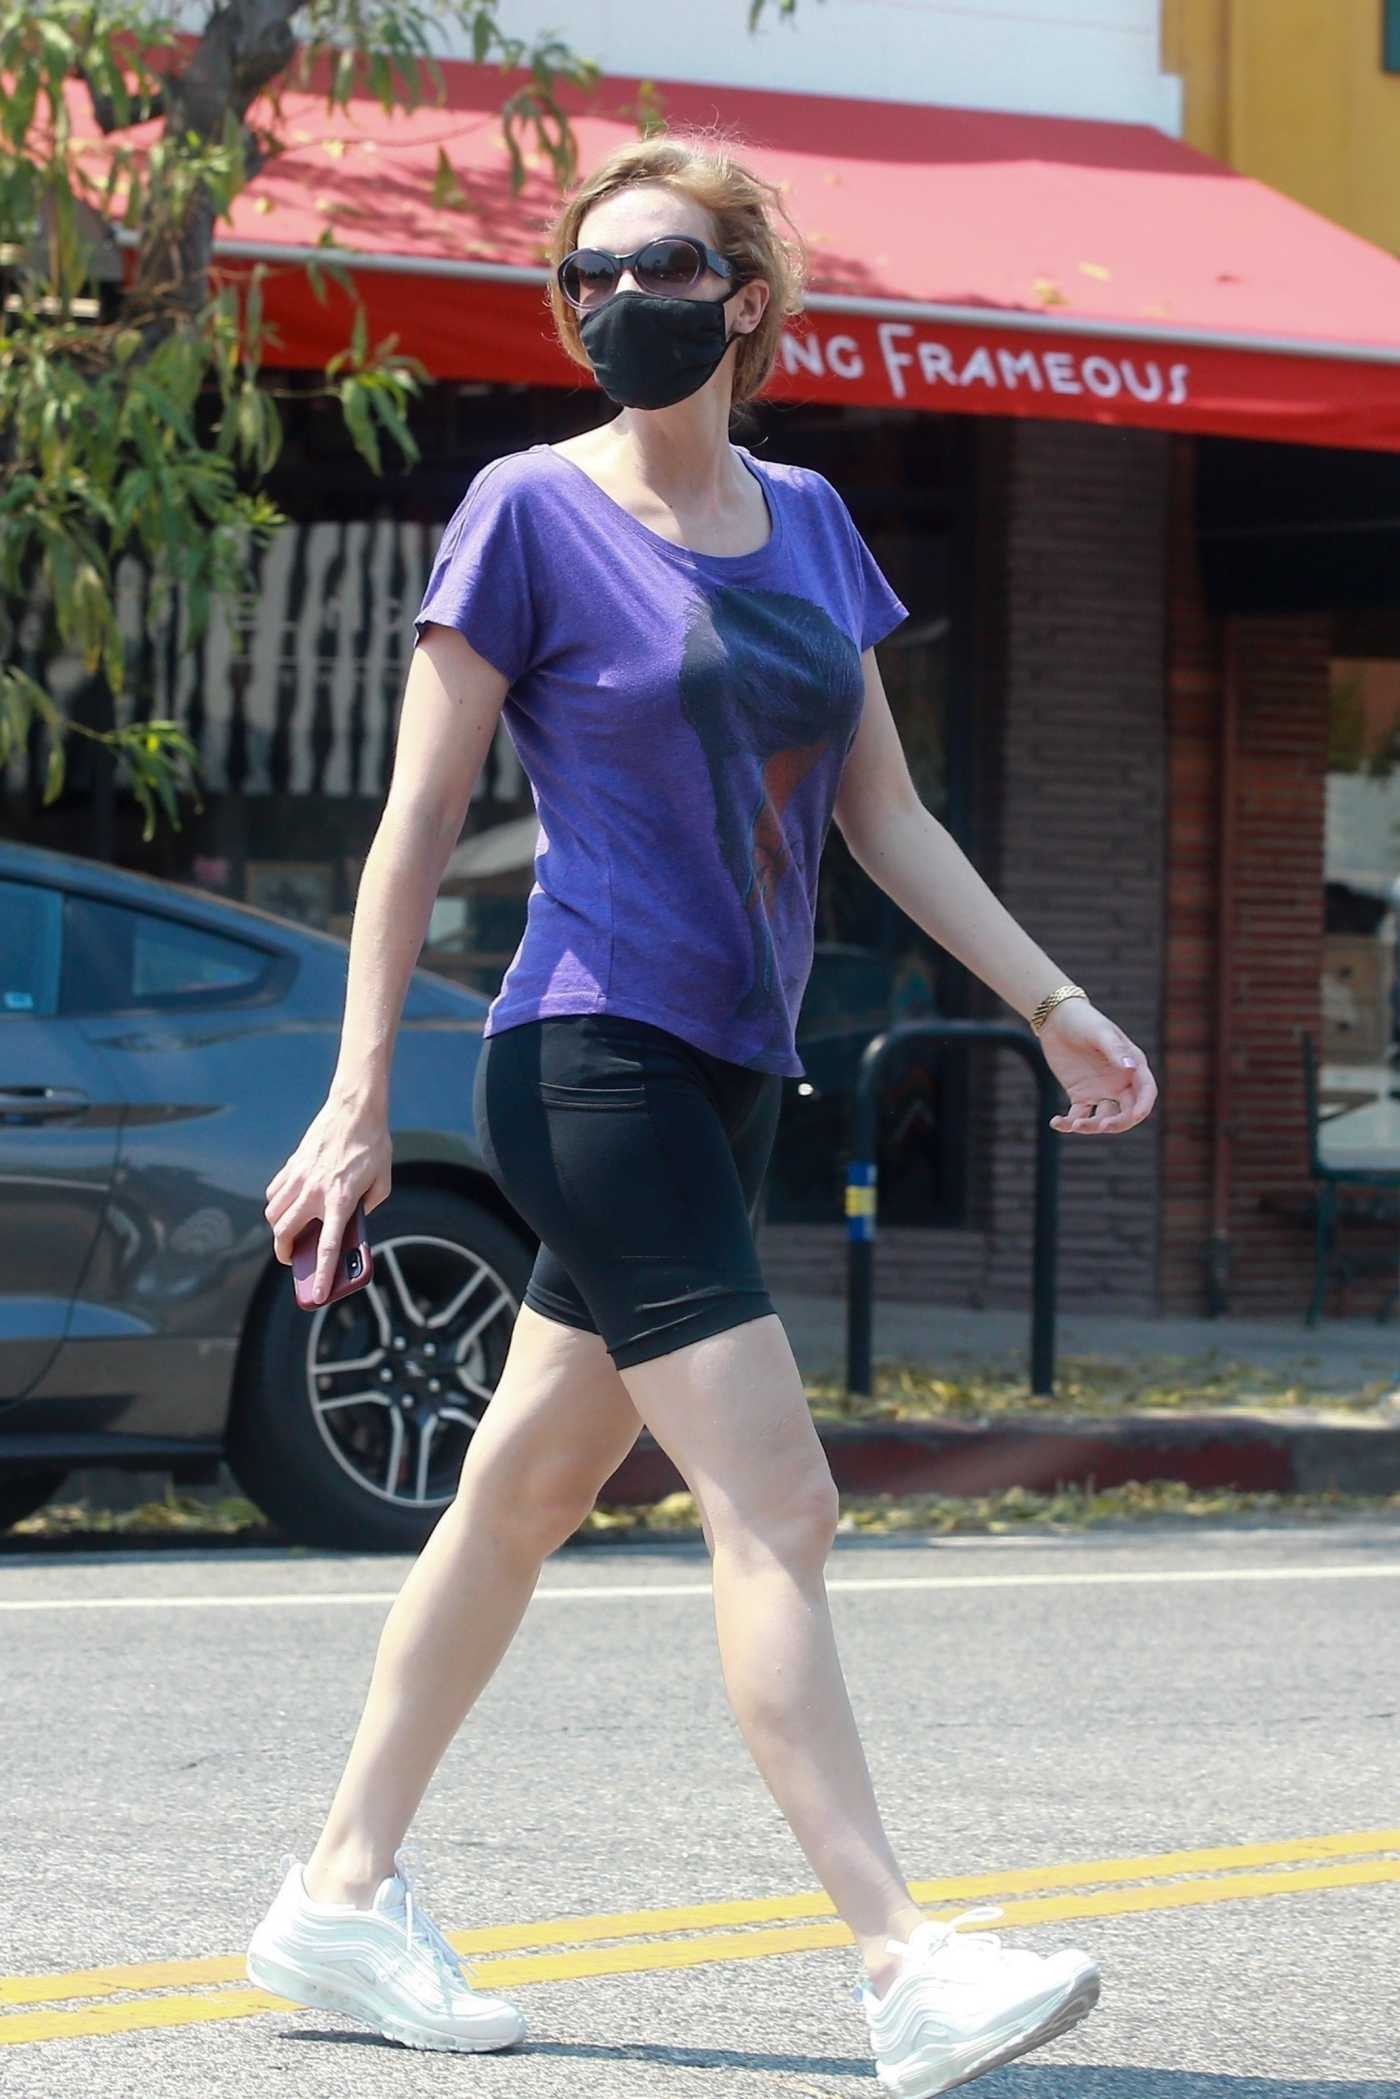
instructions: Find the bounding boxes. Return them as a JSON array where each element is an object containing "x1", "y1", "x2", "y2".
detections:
[
  {"x1": 304, "y1": 1306, "x2": 640, "y2": 1905},
  {"x1": 619, "y1": 1313, "x2": 925, "y2": 1994}
]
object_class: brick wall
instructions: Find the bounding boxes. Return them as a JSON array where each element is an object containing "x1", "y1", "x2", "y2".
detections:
[
  {"x1": 1163, "y1": 442, "x2": 1338, "y2": 1316},
  {"x1": 757, "y1": 1221, "x2": 989, "y2": 1315},
  {"x1": 979, "y1": 420, "x2": 1169, "y2": 1313},
  {"x1": 1160, "y1": 442, "x2": 1218, "y2": 1310},
  {"x1": 1227, "y1": 620, "x2": 1333, "y2": 1310}
]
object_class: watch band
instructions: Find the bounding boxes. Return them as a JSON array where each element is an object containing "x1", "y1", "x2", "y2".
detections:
[{"x1": 1030, "y1": 983, "x2": 1088, "y2": 1036}]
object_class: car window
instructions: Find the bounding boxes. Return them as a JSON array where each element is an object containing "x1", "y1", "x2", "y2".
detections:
[
  {"x1": 60, "y1": 895, "x2": 271, "y2": 1014},
  {"x1": 0, "y1": 880, "x2": 61, "y2": 1017}
]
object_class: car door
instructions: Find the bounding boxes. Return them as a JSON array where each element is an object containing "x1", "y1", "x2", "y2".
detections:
[
  {"x1": 0, "y1": 878, "x2": 122, "y2": 1400},
  {"x1": 53, "y1": 889, "x2": 289, "y2": 1348}
]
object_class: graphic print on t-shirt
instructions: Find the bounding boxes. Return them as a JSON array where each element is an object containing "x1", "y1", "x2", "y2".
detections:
[{"x1": 678, "y1": 582, "x2": 864, "y2": 1052}]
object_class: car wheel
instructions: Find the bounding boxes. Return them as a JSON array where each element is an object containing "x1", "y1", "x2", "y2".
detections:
[
  {"x1": 0, "y1": 1470, "x2": 67, "y2": 1534},
  {"x1": 228, "y1": 1186, "x2": 533, "y2": 1551}
]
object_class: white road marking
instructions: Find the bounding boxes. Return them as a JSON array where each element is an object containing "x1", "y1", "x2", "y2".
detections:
[{"x1": 2, "y1": 1562, "x2": 1399, "y2": 1611}]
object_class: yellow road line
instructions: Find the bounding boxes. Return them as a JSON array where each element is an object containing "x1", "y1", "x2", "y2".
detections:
[
  {"x1": 3, "y1": 1992, "x2": 270, "y2": 2047},
  {"x1": 460, "y1": 1824, "x2": 1400, "y2": 1955},
  {"x1": 447, "y1": 1859, "x2": 1400, "y2": 1993},
  {"x1": 3, "y1": 1838, "x2": 1398, "y2": 2048},
  {"x1": 4, "y1": 1825, "x2": 1395, "y2": 2012}
]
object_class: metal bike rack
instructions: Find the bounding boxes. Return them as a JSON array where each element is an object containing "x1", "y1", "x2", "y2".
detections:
[{"x1": 845, "y1": 1020, "x2": 1064, "y2": 1400}]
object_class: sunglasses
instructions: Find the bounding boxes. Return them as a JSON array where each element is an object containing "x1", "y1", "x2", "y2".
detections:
[{"x1": 556, "y1": 234, "x2": 745, "y2": 312}]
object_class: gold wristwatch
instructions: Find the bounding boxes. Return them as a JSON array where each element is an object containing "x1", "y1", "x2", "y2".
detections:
[{"x1": 1030, "y1": 983, "x2": 1088, "y2": 1037}]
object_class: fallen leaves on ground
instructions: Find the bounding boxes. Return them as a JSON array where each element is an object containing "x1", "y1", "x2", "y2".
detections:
[
  {"x1": 12, "y1": 1489, "x2": 270, "y2": 1538},
  {"x1": 13, "y1": 1469, "x2": 1400, "y2": 1547},
  {"x1": 803, "y1": 1354, "x2": 1395, "y2": 1424},
  {"x1": 580, "y1": 1478, "x2": 1400, "y2": 1539}
]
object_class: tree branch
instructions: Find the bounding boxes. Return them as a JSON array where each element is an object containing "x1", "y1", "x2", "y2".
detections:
[
  {"x1": 167, "y1": 0, "x2": 302, "y2": 139},
  {"x1": 80, "y1": 66, "x2": 165, "y2": 135},
  {"x1": 137, "y1": 0, "x2": 302, "y2": 312}
]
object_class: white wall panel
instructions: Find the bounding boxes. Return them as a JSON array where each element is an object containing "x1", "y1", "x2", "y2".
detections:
[{"x1": 442, "y1": 0, "x2": 1181, "y2": 132}]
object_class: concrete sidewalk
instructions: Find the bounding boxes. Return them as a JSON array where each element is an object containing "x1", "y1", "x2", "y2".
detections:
[
  {"x1": 599, "y1": 1292, "x2": 1400, "y2": 1506},
  {"x1": 771, "y1": 1290, "x2": 1400, "y2": 1394}
]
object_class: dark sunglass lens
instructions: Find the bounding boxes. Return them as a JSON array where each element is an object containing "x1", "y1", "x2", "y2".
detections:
[
  {"x1": 563, "y1": 251, "x2": 619, "y2": 307},
  {"x1": 636, "y1": 237, "x2": 705, "y2": 294}
]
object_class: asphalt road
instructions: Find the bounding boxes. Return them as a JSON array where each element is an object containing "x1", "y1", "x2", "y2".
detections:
[{"x1": 3, "y1": 1521, "x2": 1398, "y2": 2098}]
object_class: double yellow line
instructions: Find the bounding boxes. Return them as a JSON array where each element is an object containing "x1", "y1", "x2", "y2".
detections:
[{"x1": 4, "y1": 1827, "x2": 1397, "y2": 2048}]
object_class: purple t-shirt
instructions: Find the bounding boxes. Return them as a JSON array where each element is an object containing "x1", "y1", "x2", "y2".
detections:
[{"x1": 415, "y1": 442, "x2": 908, "y2": 1077}]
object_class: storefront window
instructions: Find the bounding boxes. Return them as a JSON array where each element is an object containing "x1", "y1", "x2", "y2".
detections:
[
  {"x1": 756, "y1": 409, "x2": 973, "y2": 1228},
  {"x1": 1321, "y1": 656, "x2": 1400, "y2": 1111},
  {"x1": 764, "y1": 521, "x2": 967, "y2": 1225}
]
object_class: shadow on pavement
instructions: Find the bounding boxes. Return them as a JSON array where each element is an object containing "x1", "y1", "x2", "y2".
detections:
[
  {"x1": 1006, "y1": 2079, "x2": 1399, "y2": 2099},
  {"x1": 270, "y1": 2026, "x2": 869, "y2": 2074},
  {"x1": 266, "y1": 2030, "x2": 1400, "y2": 2094}
]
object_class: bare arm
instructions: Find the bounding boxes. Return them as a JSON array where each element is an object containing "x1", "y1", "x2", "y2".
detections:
[
  {"x1": 834, "y1": 649, "x2": 1157, "y2": 1134},
  {"x1": 327, "y1": 625, "x2": 509, "y2": 1111},
  {"x1": 263, "y1": 624, "x2": 509, "y2": 1300}
]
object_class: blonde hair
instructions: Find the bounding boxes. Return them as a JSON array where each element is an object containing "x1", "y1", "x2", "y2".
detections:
[{"x1": 543, "y1": 131, "x2": 807, "y2": 409}]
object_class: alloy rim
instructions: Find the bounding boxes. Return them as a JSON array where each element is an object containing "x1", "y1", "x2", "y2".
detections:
[{"x1": 304, "y1": 1233, "x2": 518, "y2": 1510}]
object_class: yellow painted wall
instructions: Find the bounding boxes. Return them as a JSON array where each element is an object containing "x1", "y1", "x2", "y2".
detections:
[{"x1": 1162, "y1": 0, "x2": 1400, "y2": 254}]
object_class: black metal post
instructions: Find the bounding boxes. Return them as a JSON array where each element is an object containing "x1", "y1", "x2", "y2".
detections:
[{"x1": 845, "y1": 1020, "x2": 1063, "y2": 1401}]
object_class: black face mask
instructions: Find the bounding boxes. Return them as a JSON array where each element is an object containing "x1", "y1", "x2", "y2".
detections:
[{"x1": 578, "y1": 289, "x2": 738, "y2": 409}]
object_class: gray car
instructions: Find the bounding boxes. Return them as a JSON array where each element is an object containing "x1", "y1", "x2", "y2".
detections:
[{"x1": 0, "y1": 842, "x2": 534, "y2": 1550}]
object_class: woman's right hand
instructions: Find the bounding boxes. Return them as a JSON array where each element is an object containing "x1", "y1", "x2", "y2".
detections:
[{"x1": 264, "y1": 1092, "x2": 393, "y2": 1306}]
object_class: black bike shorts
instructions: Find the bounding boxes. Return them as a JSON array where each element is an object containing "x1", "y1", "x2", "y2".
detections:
[{"x1": 471, "y1": 1012, "x2": 784, "y2": 1370}]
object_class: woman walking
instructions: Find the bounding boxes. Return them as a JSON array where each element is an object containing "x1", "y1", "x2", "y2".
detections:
[{"x1": 248, "y1": 133, "x2": 1158, "y2": 2097}]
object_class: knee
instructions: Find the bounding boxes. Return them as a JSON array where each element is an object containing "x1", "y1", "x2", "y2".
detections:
[
  {"x1": 711, "y1": 1461, "x2": 839, "y2": 1574},
  {"x1": 459, "y1": 1449, "x2": 601, "y2": 1560}
]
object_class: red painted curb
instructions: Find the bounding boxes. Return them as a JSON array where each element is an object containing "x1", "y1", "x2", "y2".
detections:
[{"x1": 600, "y1": 1413, "x2": 1400, "y2": 1506}]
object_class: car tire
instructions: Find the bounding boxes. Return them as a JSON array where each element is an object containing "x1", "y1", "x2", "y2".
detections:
[
  {"x1": 227, "y1": 1186, "x2": 533, "y2": 1552},
  {"x1": 0, "y1": 1470, "x2": 68, "y2": 1534}
]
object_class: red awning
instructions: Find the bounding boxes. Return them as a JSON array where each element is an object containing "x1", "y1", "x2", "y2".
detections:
[{"x1": 205, "y1": 63, "x2": 1400, "y2": 450}]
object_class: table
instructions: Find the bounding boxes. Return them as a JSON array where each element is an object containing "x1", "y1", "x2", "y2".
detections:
[{"x1": 1318, "y1": 1092, "x2": 1400, "y2": 1172}]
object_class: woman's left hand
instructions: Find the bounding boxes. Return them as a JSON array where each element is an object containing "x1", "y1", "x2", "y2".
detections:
[{"x1": 1038, "y1": 998, "x2": 1159, "y2": 1136}]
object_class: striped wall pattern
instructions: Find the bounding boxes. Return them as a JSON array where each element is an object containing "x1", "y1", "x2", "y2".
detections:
[{"x1": 3, "y1": 521, "x2": 527, "y2": 807}]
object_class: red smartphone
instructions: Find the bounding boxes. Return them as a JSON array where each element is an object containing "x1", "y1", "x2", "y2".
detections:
[{"x1": 292, "y1": 1200, "x2": 373, "y2": 1310}]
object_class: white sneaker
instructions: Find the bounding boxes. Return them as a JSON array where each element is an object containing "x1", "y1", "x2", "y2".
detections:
[
  {"x1": 246, "y1": 1846, "x2": 526, "y2": 2054},
  {"x1": 859, "y1": 1905, "x2": 1101, "y2": 2099}
]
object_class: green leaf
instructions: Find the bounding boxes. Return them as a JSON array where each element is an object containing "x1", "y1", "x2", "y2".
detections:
[
  {"x1": 256, "y1": 388, "x2": 282, "y2": 473},
  {"x1": 36, "y1": 20, "x2": 77, "y2": 75},
  {"x1": 339, "y1": 378, "x2": 381, "y2": 474},
  {"x1": 368, "y1": 379, "x2": 418, "y2": 466},
  {"x1": 92, "y1": 49, "x2": 132, "y2": 129},
  {"x1": 235, "y1": 385, "x2": 261, "y2": 461},
  {"x1": 5, "y1": 56, "x2": 39, "y2": 148},
  {"x1": 243, "y1": 267, "x2": 264, "y2": 367},
  {"x1": 430, "y1": 145, "x2": 470, "y2": 212},
  {"x1": 129, "y1": 772, "x2": 156, "y2": 840},
  {"x1": 43, "y1": 733, "x2": 65, "y2": 806}
]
